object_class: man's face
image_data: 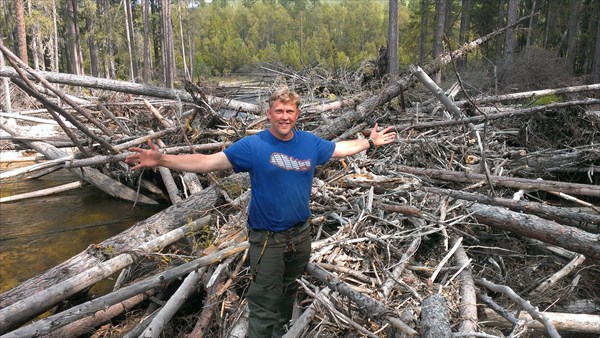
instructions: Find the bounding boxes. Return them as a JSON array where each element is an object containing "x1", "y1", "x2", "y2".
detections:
[{"x1": 267, "y1": 100, "x2": 299, "y2": 141}]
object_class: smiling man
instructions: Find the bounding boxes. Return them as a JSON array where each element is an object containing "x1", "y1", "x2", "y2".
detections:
[{"x1": 126, "y1": 87, "x2": 396, "y2": 337}]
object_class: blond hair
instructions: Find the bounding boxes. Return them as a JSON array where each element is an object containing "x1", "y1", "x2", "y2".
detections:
[{"x1": 268, "y1": 87, "x2": 301, "y2": 108}]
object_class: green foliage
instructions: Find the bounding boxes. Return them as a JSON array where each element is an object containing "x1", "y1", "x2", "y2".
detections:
[
  {"x1": 530, "y1": 94, "x2": 561, "y2": 106},
  {"x1": 14, "y1": 0, "x2": 597, "y2": 82}
]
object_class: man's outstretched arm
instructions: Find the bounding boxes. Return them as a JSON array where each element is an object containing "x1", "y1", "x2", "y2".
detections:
[
  {"x1": 125, "y1": 139, "x2": 233, "y2": 174},
  {"x1": 332, "y1": 124, "x2": 396, "y2": 158}
]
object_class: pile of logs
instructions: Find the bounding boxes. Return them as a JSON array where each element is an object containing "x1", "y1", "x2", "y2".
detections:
[{"x1": 1, "y1": 35, "x2": 599, "y2": 338}]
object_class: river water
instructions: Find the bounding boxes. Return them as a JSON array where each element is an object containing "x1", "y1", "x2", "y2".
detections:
[{"x1": 0, "y1": 162, "x2": 166, "y2": 294}]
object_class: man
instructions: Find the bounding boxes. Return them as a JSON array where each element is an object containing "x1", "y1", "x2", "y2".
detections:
[{"x1": 126, "y1": 88, "x2": 396, "y2": 337}]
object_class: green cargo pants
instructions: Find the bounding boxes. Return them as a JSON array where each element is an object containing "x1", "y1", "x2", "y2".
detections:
[{"x1": 246, "y1": 221, "x2": 311, "y2": 338}]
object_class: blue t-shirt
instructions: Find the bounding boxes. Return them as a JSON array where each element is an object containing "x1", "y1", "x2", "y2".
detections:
[{"x1": 224, "y1": 129, "x2": 335, "y2": 231}]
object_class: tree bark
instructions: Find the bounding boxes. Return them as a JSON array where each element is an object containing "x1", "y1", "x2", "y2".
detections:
[
  {"x1": 142, "y1": 0, "x2": 152, "y2": 83},
  {"x1": 15, "y1": 0, "x2": 27, "y2": 65},
  {"x1": 396, "y1": 165, "x2": 600, "y2": 197},
  {"x1": 419, "y1": 294, "x2": 451, "y2": 338},
  {"x1": 469, "y1": 203, "x2": 600, "y2": 260},
  {"x1": 387, "y1": 0, "x2": 399, "y2": 78}
]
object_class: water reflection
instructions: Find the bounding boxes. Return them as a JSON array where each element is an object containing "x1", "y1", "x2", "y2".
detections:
[{"x1": 0, "y1": 166, "x2": 165, "y2": 293}]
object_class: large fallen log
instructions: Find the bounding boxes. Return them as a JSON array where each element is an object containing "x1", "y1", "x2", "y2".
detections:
[
  {"x1": 0, "y1": 173, "x2": 248, "y2": 308},
  {"x1": 0, "y1": 66, "x2": 260, "y2": 113},
  {"x1": 423, "y1": 186, "x2": 600, "y2": 230},
  {"x1": 481, "y1": 308, "x2": 600, "y2": 334},
  {"x1": 0, "y1": 216, "x2": 211, "y2": 333},
  {"x1": 396, "y1": 165, "x2": 600, "y2": 197},
  {"x1": 419, "y1": 294, "x2": 452, "y2": 338},
  {"x1": 0, "y1": 242, "x2": 249, "y2": 338},
  {"x1": 469, "y1": 203, "x2": 600, "y2": 260},
  {"x1": 0, "y1": 117, "x2": 158, "y2": 205}
]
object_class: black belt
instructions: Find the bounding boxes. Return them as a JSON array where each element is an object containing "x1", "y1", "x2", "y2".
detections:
[{"x1": 250, "y1": 220, "x2": 310, "y2": 233}]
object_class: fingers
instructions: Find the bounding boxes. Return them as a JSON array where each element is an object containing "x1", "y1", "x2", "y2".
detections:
[{"x1": 147, "y1": 139, "x2": 157, "y2": 150}]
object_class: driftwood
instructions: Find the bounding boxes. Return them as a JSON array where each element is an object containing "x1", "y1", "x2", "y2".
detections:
[
  {"x1": 481, "y1": 308, "x2": 600, "y2": 335},
  {"x1": 476, "y1": 278, "x2": 561, "y2": 338},
  {"x1": 45, "y1": 289, "x2": 158, "y2": 338},
  {"x1": 396, "y1": 165, "x2": 600, "y2": 197},
  {"x1": 0, "y1": 180, "x2": 84, "y2": 203},
  {"x1": 419, "y1": 293, "x2": 451, "y2": 338},
  {"x1": 469, "y1": 203, "x2": 600, "y2": 259}
]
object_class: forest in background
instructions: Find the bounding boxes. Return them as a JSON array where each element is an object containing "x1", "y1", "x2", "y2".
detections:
[{"x1": 2, "y1": 0, "x2": 599, "y2": 91}]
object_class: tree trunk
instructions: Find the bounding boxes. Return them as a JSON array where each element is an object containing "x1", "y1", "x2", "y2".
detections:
[
  {"x1": 177, "y1": 0, "x2": 190, "y2": 81},
  {"x1": 124, "y1": 0, "x2": 138, "y2": 81},
  {"x1": 564, "y1": 0, "x2": 582, "y2": 72},
  {"x1": 495, "y1": 0, "x2": 506, "y2": 62},
  {"x1": 161, "y1": 0, "x2": 174, "y2": 88},
  {"x1": 387, "y1": 0, "x2": 399, "y2": 78},
  {"x1": 432, "y1": 0, "x2": 446, "y2": 83},
  {"x1": 457, "y1": 0, "x2": 472, "y2": 68},
  {"x1": 15, "y1": 0, "x2": 27, "y2": 64},
  {"x1": 418, "y1": 0, "x2": 430, "y2": 65},
  {"x1": 66, "y1": 0, "x2": 83, "y2": 75},
  {"x1": 142, "y1": 0, "x2": 152, "y2": 83},
  {"x1": 594, "y1": 10, "x2": 600, "y2": 82},
  {"x1": 525, "y1": 0, "x2": 537, "y2": 50},
  {"x1": 469, "y1": 203, "x2": 600, "y2": 260},
  {"x1": 0, "y1": 39, "x2": 11, "y2": 114},
  {"x1": 86, "y1": 1, "x2": 99, "y2": 77},
  {"x1": 502, "y1": 0, "x2": 518, "y2": 72}
]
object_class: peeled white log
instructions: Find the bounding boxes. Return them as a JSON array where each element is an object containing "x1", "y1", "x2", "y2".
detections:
[
  {"x1": 0, "y1": 181, "x2": 84, "y2": 203},
  {"x1": 481, "y1": 308, "x2": 600, "y2": 334},
  {"x1": 139, "y1": 268, "x2": 206, "y2": 338}
]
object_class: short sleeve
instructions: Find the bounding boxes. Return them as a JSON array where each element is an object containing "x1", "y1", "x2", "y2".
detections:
[{"x1": 223, "y1": 137, "x2": 253, "y2": 172}]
